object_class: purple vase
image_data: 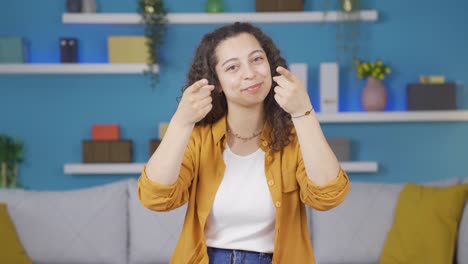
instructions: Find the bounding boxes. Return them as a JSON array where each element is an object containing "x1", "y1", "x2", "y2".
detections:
[{"x1": 361, "y1": 77, "x2": 387, "y2": 111}]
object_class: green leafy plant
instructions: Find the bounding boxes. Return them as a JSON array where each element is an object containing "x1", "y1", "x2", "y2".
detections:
[
  {"x1": 138, "y1": 0, "x2": 168, "y2": 89},
  {"x1": 354, "y1": 59, "x2": 392, "y2": 80},
  {"x1": 0, "y1": 134, "x2": 25, "y2": 189}
]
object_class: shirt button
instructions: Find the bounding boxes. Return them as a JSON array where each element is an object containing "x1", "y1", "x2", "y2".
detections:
[
  {"x1": 268, "y1": 180, "x2": 274, "y2": 186},
  {"x1": 275, "y1": 201, "x2": 281, "y2": 208},
  {"x1": 262, "y1": 141, "x2": 269, "y2": 147},
  {"x1": 266, "y1": 156, "x2": 273, "y2": 162}
]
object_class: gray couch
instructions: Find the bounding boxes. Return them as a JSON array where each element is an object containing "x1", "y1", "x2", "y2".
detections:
[{"x1": 0, "y1": 177, "x2": 466, "y2": 264}]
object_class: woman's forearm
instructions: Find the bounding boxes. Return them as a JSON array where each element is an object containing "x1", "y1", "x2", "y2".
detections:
[
  {"x1": 292, "y1": 111, "x2": 341, "y2": 186},
  {"x1": 145, "y1": 115, "x2": 194, "y2": 185}
]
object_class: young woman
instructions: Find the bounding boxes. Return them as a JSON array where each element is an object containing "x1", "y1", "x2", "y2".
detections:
[{"x1": 138, "y1": 22, "x2": 350, "y2": 264}]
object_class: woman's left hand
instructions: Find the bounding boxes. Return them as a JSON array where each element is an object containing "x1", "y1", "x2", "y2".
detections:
[{"x1": 272, "y1": 66, "x2": 313, "y2": 117}]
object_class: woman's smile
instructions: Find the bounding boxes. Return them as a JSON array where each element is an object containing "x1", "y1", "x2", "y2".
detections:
[{"x1": 242, "y1": 82, "x2": 264, "y2": 93}]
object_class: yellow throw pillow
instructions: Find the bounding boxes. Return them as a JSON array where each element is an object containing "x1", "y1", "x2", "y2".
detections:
[
  {"x1": 0, "y1": 203, "x2": 32, "y2": 264},
  {"x1": 380, "y1": 183, "x2": 468, "y2": 264}
]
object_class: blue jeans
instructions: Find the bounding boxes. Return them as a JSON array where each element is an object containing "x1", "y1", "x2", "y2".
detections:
[{"x1": 207, "y1": 247, "x2": 273, "y2": 264}]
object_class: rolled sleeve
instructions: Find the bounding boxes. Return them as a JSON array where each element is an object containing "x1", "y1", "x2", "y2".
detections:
[
  {"x1": 137, "y1": 164, "x2": 193, "y2": 211},
  {"x1": 298, "y1": 167, "x2": 350, "y2": 211},
  {"x1": 137, "y1": 133, "x2": 197, "y2": 212},
  {"x1": 138, "y1": 165, "x2": 177, "y2": 197}
]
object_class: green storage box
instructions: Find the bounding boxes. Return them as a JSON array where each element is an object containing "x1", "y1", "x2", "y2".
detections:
[{"x1": 0, "y1": 37, "x2": 27, "y2": 63}]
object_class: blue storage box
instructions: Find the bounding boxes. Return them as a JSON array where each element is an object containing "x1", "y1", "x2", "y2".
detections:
[{"x1": 0, "y1": 37, "x2": 27, "y2": 63}]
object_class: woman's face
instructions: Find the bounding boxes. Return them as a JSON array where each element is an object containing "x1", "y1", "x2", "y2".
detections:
[{"x1": 214, "y1": 33, "x2": 272, "y2": 109}]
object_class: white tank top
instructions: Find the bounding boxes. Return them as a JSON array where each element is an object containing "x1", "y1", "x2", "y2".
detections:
[{"x1": 204, "y1": 144, "x2": 276, "y2": 253}]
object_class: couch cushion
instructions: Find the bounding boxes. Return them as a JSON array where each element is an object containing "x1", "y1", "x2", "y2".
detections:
[
  {"x1": 309, "y1": 178, "x2": 460, "y2": 264},
  {"x1": 0, "y1": 180, "x2": 128, "y2": 264},
  {"x1": 0, "y1": 203, "x2": 32, "y2": 264},
  {"x1": 127, "y1": 179, "x2": 187, "y2": 264},
  {"x1": 380, "y1": 183, "x2": 468, "y2": 264},
  {"x1": 458, "y1": 177, "x2": 468, "y2": 264}
]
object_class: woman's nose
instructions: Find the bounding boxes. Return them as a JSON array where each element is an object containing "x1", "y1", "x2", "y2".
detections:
[{"x1": 242, "y1": 64, "x2": 256, "y2": 80}]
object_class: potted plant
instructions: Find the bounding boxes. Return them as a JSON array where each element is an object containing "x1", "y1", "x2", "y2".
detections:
[
  {"x1": 0, "y1": 134, "x2": 25, "y2": 189},
  {"x1": 355, "y1": 58, "x2": 392, "y2": 111},
  {"x1": 138, "y1": 0, "x2": 168, "y2": 89}
]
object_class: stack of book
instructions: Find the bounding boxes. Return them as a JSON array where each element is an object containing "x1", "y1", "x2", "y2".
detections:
[{"x1": 82, "y1": 125, "x2": 133, "y2": 163}]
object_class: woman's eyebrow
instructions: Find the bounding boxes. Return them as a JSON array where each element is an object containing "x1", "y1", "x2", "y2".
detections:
[{"x1": 221, "y1": 49, "x2": 264, "y2": 67}]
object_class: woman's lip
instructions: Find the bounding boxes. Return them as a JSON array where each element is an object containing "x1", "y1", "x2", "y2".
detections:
[{"x1": 243, "y1": 82, "x2": 263, "y2": 91}]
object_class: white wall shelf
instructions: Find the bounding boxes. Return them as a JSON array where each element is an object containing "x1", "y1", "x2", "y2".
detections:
[
  {"x1": 64, "y1": 161, "x2": 378, "y2": 175},
  {"x1": 0, "y1": 63, "x2": 157, "y2": 74},
  {"x1": 317, "y1": 110, "x2": 468, "y2": 123},
  {"x1": 64, "y1": 163, "x2": 145, "y2": 175},
  {"x1": 341, "y1": 162, "x2": 378, "y2": 173},
  {"x1": 62, "y1": 10, "x2": 378, "y2": 24}
]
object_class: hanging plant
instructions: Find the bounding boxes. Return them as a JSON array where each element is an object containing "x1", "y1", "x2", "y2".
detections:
[
  {"x1": 137, "y1": 0, "x2": 168, "y2": 89},
  {"x1": 336, "y1": 0, "x2": 362, "y2": 66},
  {"x1": 321, "y1": 0, "x2": 363, "y2": 66}
]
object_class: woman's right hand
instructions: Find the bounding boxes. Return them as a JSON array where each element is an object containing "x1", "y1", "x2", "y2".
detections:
[{"x1": 174, "y1": 79, "x2": 215, "y2": 126}]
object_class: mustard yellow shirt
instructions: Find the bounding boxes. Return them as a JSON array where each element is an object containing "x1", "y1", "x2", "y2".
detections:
[{"x1": 138, "y1": 115, "x2": 350, "y2": 263}]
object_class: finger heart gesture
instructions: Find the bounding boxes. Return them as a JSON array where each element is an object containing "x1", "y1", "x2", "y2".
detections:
[
  {"x1": 272, "y1": 66, "x2": 313, "y2": 117},
  {"x1": 176, "y1": 79, "x2": 215, "y2": 126}
]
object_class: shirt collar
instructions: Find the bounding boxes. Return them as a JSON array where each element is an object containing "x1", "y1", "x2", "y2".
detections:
[{"x1": 212, "y1": 114, "x2": 227, "y2": 145}]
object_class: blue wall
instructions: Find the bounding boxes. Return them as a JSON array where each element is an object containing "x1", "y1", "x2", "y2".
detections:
[{"x1": 1, "y1": 0, "x2": 467, "y2": 190}]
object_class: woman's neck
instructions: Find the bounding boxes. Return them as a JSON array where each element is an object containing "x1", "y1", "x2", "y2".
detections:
[{"x1": 226, "y1": 104, "x2": 265, "y2": 138}]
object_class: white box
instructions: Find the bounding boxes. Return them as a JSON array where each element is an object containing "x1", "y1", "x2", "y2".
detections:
[
  {"x1": 289, "y1": 63, "x2": 308, "y2": 88},
  {"x1": 320, "y1": 62, "x2": 339, "y2": 113}
]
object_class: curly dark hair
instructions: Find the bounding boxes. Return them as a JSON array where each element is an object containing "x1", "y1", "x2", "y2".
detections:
[{"x1": 181, "y1": 22, "x2": 293, "y2": 152}]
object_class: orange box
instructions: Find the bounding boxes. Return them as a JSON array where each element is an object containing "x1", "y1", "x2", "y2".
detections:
[{"x1": 92, "y1": 124, "x2": 120, "y2": 141}]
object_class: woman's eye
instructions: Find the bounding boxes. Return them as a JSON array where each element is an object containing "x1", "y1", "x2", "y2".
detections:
[
  {"x1": 227, "y1": 65, "x2": 237, "y2": 71},
  {"x1": 253, "y1": 57, "x2": 263, "y2": 62}
]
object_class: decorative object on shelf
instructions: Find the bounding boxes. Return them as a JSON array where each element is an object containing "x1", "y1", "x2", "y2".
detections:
[
  {"x1": 83, "y1": 140, "x2": 133, "y2": 163},
  {"x1": 0, "y1": 134, "x2": 24, "y2": 189},
  {"x1": 83, "y1": 124, "x2": 133, "y2": 163},
  {"x1": 340, "y1": 0, "x2": 358, "y2": 12},
  {"x1": 81, "y1": 0, "x2": 97, "y2": 13},
  {"x1": 406, "y1": 83, "x2": 456, "y2": 111},
  {"x1": 361, "y1": 76, "x2": 387, "y2": 111},
  {"x1": 92, "y1": 124, "x2": 120, "y2": 140},
  {"x1": 205, "y1": 0, "x2": 224, "y2": 13},
  {"x1": 0, "y1": 37, "x2": 27, "y2": 63},
  {"x1": 66, "y1": 0, "x2": 82, "y2": 13},
  {"x1": 108, "y1": 36, "x2": 148, "y2": 63},
  {"x1": 355, "y1": 59, "x2": 391, "y2": 111},
  {"x1": 319, "y1": 62, "x2": 339, "y2": 113},
  {"x1": 138, "y1": 0, "x2": 167, "y2": 89},
  {"x1": 326, "y1": 137, "x2": 351, "y2": 161},
  {"x1": 60, "y1": 37, "x2": 78, "y2": 63},
  {"x1": 256, "y1": 0, "x2": 303, "y2": 12},
  {"x1": 355, "y1": 58, "x2": 391, "y2": 80},
  {"x1": 419, "y1": 75, "x2": 445, "y2": 84}
]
